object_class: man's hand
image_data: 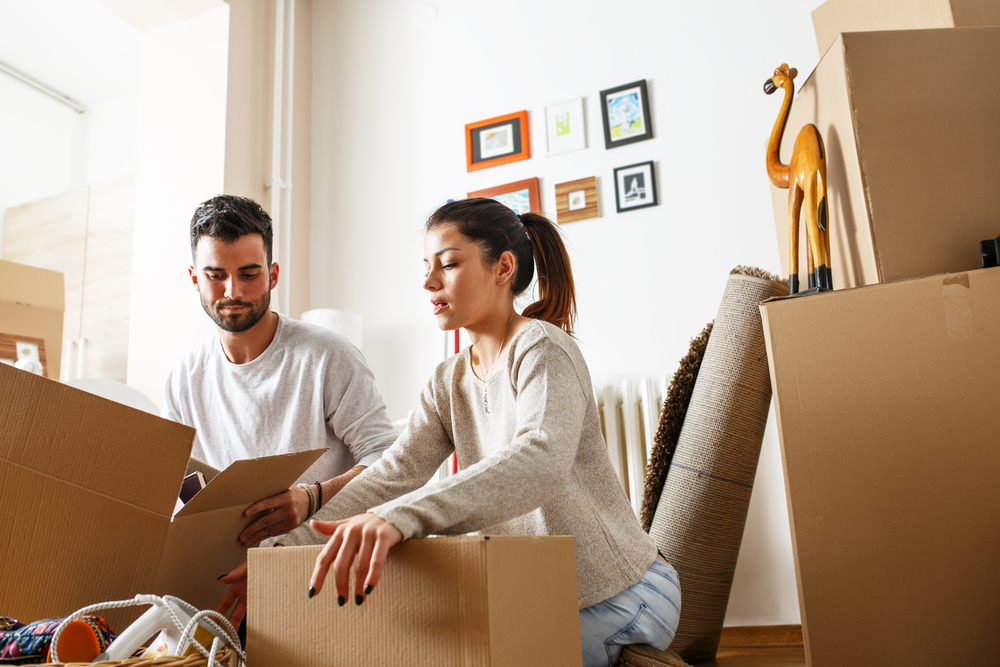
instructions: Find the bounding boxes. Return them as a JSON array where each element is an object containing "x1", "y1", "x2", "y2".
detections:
[
  {"x1": 307, "y1": 513, "x2": 403, "y2": 606},
  {"x1": 215, "y1": 560, "x2": 249, "y2": 628},
  {"x1": 239, "y1": 486, "x2": 310, "y2": 546}
]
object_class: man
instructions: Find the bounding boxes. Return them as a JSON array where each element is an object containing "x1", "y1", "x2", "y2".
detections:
[{"x1": 163, "y1": 194, "x2": 397, "y2": 548}]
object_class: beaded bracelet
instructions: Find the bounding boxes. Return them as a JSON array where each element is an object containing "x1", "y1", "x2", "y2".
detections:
[
  {"x1": 313, "y1": 481, "x2": 323, "y2": 510},
  {"x1": 297, "y1": 483, "x2": 317, "y2": 518}
]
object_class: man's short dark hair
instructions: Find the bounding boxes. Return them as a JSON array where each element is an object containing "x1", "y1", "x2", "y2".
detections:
[{"x1": 190, "y1": 195, "x2": 273, "y2": 265}]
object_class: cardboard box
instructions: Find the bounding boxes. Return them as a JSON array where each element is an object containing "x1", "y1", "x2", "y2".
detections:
[
  {"x1": 248, "y1": 536, "x2": 582, "y2": 667},
  {"x1": 0, "y1": 259, "x2": 64, "y2": 380},
  {"x1": 759, "y1": 267, "x2": 1000, "y2": 666},
  {"x1": 0, "y1": 364, "x2": 323, "y2": 630},
  {"x1": 769, "y1": 27, "x2": 1000, "y2": 291},
  {"x1": 811, "y1": 0, "x2": 1000, "y2": 57}
]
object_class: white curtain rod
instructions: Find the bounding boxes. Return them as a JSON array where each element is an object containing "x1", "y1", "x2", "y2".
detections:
[{"x1": 0, "y1": 59, "x2": 86, "y2": 114}]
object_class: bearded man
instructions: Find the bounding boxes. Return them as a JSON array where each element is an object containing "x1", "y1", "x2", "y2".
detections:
[{"x1": 163, "y1": 195, "x2": 397, "y2": 549}]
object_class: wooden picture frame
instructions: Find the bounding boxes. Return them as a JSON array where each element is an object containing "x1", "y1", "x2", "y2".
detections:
[
  {"x1": 0, "y1": 333, "x2": 48, "y2": 378},
  {"x1": 468, "y1": 177, "x2": 540, "y2": 214},
  {"x1": 613, "y1": 161, "x2": 657, "y2": 212},
  {"x1": 600, "y1": 80, "x2": 653, "y2": 149},
  {"x1": 555, "y1": 177, "x2": 598, "y2": 223},
  {"x1": 465, "y1": 111, "x2": 530, "y2": 172}
]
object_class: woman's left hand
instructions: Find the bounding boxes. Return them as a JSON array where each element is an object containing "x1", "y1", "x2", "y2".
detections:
[{"x1": 309, "y1": 513, "x2": 403, "y2": 605}]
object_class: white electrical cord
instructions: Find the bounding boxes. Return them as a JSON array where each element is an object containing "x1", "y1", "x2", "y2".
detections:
[{"x1": 49, "y1": 594, "x2": 246, "y2": 667}]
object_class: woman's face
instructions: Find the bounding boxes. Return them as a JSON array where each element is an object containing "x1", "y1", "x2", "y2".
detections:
[{"x1": 423, "y1": 224, "x2": 501, "y2": 331}]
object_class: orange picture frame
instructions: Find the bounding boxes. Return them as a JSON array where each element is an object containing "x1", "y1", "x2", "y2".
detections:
[{"x1": 465, "y1": 110, "x2": 530, "y2": 172}]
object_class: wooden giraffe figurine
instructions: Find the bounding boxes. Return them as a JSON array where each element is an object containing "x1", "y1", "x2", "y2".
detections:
[{"x1": 764, "y1": 64, "x2": 832, "y2": 295}]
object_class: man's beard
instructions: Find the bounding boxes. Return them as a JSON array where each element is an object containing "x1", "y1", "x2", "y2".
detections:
[{"x1": 202, "y1": 291, "x2": 271, "y2": 333}]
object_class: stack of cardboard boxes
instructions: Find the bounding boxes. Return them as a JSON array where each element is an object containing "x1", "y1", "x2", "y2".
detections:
[{"x1": 762, "y1": 1, "x2": 1000, "y2": 665}]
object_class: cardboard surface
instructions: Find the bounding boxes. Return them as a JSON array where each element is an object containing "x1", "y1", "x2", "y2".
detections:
[
  {"x1": 760, "y1": 267, "x2": 1000, "y2": 666},
  {"x1": 0, "y1": 259, "x2": 64, "y2": 380},
  {"x1": 770, "y1": 27, "x2": 1000, "y2": 290},
  {"x1": 811, "y1": 0, "x2": 1000, "y2": 57},
  {"x1": 249, "y1": 536, "x2": 582, "y2": 667},
  {"x1": 0, "y1": 365, "x2": 324, "y2": 630}
]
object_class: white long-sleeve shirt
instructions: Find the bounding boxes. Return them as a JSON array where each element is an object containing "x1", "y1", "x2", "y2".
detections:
[{"x1": 162, "y1": 313, "x2": 397, "y2": 488}]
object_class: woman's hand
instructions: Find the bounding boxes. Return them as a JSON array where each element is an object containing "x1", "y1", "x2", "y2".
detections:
[
  {"x1": 239, "y1": 486, "x2": 310, "y2": 546},
  {"x1": 308, "y1": 514, "x2": 403, "y2": 605},
  {"x1": 215, "y1": 560, "x2": 248, "y2": 627}
]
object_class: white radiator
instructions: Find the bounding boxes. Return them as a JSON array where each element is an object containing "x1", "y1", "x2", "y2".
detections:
[{"x1": 597, "y1": 377, "x2": 668, "y2": 517}]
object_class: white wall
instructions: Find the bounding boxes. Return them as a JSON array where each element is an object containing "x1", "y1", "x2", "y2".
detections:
[
  {"x1": 126, "y1": 4, "x2": 230, "y2": 405},
  {"x1": 310, "y1": 0, "x2": 826, "y2": 626},
  {"x1": 0, "y1": 0, "x2": 142, "y2": 252}
]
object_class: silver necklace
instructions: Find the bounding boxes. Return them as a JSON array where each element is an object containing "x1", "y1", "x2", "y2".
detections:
[{"x1": 480, "y1": 314, "x2": 515, "y2": 414}]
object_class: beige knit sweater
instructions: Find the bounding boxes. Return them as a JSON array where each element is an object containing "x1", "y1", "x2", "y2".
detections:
[{"x1": 281, "y1": 319, "x2": 658, "y2": 608}]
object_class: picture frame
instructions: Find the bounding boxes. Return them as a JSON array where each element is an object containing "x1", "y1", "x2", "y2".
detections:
[
  {"x1": 545, "y1": 98, "x2": 586, "y2": 156},
  {"x1": 613, "y1": 161, "x2": 657, "y2": 212},
  {"x1": 465, "y1": 111, "x2": 530, "y2": 172},
  {"x1": 468, "y1": 177, "x2": 540, "y2": 215},
  {"x1": 600, "y1": 79, "x2": 653, "y2": 149},
  {"x1": 554, "y1": 176, "x2": 598, "y2": 223}
]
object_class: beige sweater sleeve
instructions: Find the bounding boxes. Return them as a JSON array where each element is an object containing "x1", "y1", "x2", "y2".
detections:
[
  {"x1": 279, "y1": 379, "x2": 453, "y2": 546},
  {"x1": 370, "y1": 336, "x2": 587, "y2": 539}
]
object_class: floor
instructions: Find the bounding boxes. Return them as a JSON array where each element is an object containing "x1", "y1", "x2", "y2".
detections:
[{"x1": 703, "y1": 647, "x2": 806, "y2": 666}]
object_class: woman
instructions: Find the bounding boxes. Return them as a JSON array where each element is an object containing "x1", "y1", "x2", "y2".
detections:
[{"x1": 281, "y1": 198, "x2": 680, "y2": 666}]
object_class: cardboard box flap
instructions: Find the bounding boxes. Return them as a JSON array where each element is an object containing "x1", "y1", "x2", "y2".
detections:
[
  {"x1": 0, "y1": 259, "x2": 65, "y2": 310},
  {"x1": 175, "y1": 449, "x2": 326, "y2": 516},
  {"x1": 0, "y1": 365, "x2": 194, "y2": 516}
]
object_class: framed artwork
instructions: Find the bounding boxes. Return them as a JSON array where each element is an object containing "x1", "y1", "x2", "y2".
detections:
[
  {"x1": 465, "y1": 111, "x2": 530, "y2": 172},
  {"x1": 545, "y1": 98, "x2": 586, "y2": 156},
  {"x1": 468, "y1": 177, "x2": 540, "y2": 215},
  {"x1": 554, "y1": 176, "x2": 598, "y2": 223},
  {"x1": 600, "y1": 79, "x2": 653, "y2": 149},
  {"x1": 613, "y1": 161, "x2": 657, "y2": 212},
  {"x1": 0, "y1": 333, "x2": 48, "y2": 377}
]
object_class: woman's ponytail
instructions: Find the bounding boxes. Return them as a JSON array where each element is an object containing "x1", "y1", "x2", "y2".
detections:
[
  {"x1": 519, "y1": 212, "x2": 576, "y2": 334},
  {"x1": 426, "y1": 198, "x2": 578, "y2": 334}
]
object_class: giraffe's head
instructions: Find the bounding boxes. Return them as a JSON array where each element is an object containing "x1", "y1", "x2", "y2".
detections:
[{"x1": 763, "y1": 64, "x2": 798, "y2": 95}]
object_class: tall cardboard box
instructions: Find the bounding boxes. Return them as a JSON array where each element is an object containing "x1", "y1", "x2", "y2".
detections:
[
  {"x1": 0, "y1": 365, "x2": 323, "y2": 630},
  {"x1": 0, "y1": 259, "x2": 64, "y2": 380},
  {"x1": 249, "y1": 536, "x2": 582, "y2": 667},
  {"x1": 759, "y1": 267, "x2": 1000, "y2": 666},
  {"x1": 769, "y1": 27, "x2": 1000, "y2": 290},
  {"x1": 811, "y1": 0, "x2": 1000, "y2": 56}
]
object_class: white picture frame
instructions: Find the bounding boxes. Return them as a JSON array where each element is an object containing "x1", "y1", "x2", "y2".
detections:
[{"x1": 545, "y1": 97, "x2": 586, "y2": 156}]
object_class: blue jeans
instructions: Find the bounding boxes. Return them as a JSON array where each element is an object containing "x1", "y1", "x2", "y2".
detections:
[{"x1": 578, "y1": 558, "x2": 681, "y2": 667}]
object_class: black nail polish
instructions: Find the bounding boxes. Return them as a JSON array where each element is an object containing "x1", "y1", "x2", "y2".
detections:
[
  {"x1": 217, "y1": 574, "x2": 227, "y2": 580},
  {"x1": 364, "y1": 584, "x2": 373, "y2": 595},
  {"x1": 337, "y1": 595, "x2": 345, "y2": 607},
  {"x1": 355, "y1": 595, "x2": 364, "y2": 606},
  {"x1": 308, "y1": 586, "x2": 316, "y2": 598}
]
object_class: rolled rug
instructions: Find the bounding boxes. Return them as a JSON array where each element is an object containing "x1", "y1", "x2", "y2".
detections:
[{"x1": 648, "y1": 266, "x2": 786, "y2": 663}]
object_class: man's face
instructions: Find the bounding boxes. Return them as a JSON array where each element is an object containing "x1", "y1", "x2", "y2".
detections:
[{"x1": 189, "y1": 234, "x2": 278, "y2": 333}]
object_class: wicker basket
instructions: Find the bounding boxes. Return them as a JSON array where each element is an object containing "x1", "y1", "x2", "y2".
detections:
[{"x1": 26, "y1": 646, "x2": 239, "y2": 667}]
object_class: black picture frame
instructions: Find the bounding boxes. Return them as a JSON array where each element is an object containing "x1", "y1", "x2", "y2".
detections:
[
  {"x1": 600, "y1": 79, "x2": 653, "y2": 149},
  {"x1": 613, "y1": 161, "x2": 657, "y2": 213}
]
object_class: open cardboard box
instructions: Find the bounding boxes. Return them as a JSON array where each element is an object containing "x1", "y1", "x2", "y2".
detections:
[
  {"x1": 760, "y1": 267, "x2": 1000, "y2": 666},
  {"x1": 0, "y1": 364, "x2": 323, "y2": 630},
  {"x1": 811, "y1": 0, "x2": 1000, "y2": 57},
  {"x1": 248, "y1": 535, "x2": 582, "y2": 667},
  {"x1": 769, "y1": 27, "x2": 1000, "y2": 291},
  {"x1": 0, "y1": 259, "x2": 64, "y2": 380}
]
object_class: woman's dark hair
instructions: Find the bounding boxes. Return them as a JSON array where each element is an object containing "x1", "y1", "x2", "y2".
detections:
[
  {"x1": 190, "y1": 195, "x2": 273, "y2": 264},
  {"x1": 426, "y1": 198, "x2": 576, "y2": 333}
]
